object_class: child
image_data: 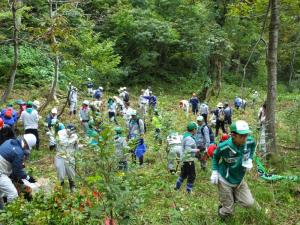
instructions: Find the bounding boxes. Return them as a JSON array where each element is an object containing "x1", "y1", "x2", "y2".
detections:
[{"x1": 114, "y1": 127, "x2": 130, "y2": 171}]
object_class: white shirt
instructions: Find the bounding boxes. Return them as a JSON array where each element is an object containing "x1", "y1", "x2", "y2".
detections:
[{"x1": 20, "y1": 109, "x2": 39, "y2": 130}]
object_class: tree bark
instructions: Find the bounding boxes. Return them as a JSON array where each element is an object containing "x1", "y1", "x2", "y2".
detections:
[
  {"x1": 215, "y1": 58, "x2": 222, "y2": 97},
  {"x1": 265, "y1": 0, "x2": 279, "y2": 153},
  {"x1": 1, "y1": 0, "x2": 19, "y2": 103}
]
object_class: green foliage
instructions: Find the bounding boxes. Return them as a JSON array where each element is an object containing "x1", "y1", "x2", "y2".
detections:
[{"x1": 0, "y1": 45, "x2": 53, "y2": 86}]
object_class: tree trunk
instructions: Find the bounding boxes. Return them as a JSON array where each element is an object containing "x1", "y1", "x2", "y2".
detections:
[
  {"x1": 265, "y1": 0, "x2": 279, "y2": 153},
  {"x1": 1, "y1": 0, "x2": 19, "y2": 103},
  {"x1": 215, "y1": 59, "x2": 222, "y2": 97}
]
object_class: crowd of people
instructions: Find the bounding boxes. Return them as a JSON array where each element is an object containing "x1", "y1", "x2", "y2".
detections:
[{"x1": 0, "y1": 81, "x2": 265, "y2": 219}]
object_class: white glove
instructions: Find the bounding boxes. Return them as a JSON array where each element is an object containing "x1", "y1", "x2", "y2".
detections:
[
  {"x1": 210, "y1": 170, "x2": 219, "y2": 185},
  {"x1": 242, "y1": 159, "x2": 253, "y2": 171}
]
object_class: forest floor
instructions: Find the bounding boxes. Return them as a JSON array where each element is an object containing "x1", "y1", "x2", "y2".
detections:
[{"x1": 0, "y1": 85, "x2": 299, "y2": 225}]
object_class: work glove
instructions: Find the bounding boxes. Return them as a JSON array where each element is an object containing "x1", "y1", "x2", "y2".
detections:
[
  {"x1": 242, "y1": 159, "x2": 253, "y2": 171},
  {"x1": 210, "y1": 170, "x2": 219, "y2": 185},
  {"x1": 26, "y1": 176, "x2": 36, "y2": 183}
]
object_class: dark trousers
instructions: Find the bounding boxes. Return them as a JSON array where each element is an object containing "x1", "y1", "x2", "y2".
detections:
[
  {"x1": 175, "y1": 161, "x2": 196, "y2": 192},
  {"x1": 202, "y1": 114, "x2": 208, "y2": 124},
  {"x1": 192, "y1": 106, "x2": 198, "y2": 115},
  {"x1": 215, "y1": 120, "x2": 226, "y2": 137},
  {"x1": 25, "y1": 129, "x2": 39, "y2": 150},
  {"x1": 180, "y1": 161, "x2": 196, "y2": 184},
  {"x1": 132, "y1": 153, "x2": 143, "y2": 165},
  {"x1": 108, "y1": 112, "x2": 118, "y2": 125}
]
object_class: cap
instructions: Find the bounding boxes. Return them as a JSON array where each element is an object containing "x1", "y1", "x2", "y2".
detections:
[
  {"x1": 83, "y1": 100, "x2": 89, "y2": 105},
  {"x1": 131, "y1": 110, "x2": 137, "y2": 116},
  {"x1": 230, "y1": 120, "x2": 251, "y2": 134},
  {"x1": 51, "y1": 108, "x2": 58, "y2": 114},
  {"x1": 197, "y1": 116, "x2": 204, "y2": 121},
  {"x1": 217, "y1": 102, "x2": 223, "y2": 108},
  {"x1": 187, "y1": 122, "x2": 197, "y2": 131}
]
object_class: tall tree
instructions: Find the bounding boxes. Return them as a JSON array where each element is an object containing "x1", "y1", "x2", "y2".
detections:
[
  {"x1": 266, "y1": 0, "x2": 279, "y2": 153},
  {"x1": 1, "y1": 0, "x2": 22, "y2": 103}
]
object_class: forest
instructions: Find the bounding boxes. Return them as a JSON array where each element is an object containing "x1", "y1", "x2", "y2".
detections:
[{"x1": 0, "y1": 0, "x2": 299, "y2": 224}]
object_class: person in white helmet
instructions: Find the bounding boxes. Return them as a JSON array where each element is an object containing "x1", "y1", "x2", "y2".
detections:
[
  {"x1": 0, "y1": 134, "x2": 36, "y2": 207},
  {"x1": 79, "y1": 100, "x2": 91, "y2": 135}
]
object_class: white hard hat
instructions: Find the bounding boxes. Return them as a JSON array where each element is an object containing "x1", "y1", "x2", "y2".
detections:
[
  {"x1": 88, "y1": 77, "x2": 91, "y2": 81},
  {"x1": 217, "y1": 102, "x2": 224, "y2": 108},
  {"x1": 83, "y1": 100, "x2": 89, "y2": 105},
  {"x1": 131, "y1": 110, "x2": 137, "y2": 116},
  {"x1": 23, "y1": 133, "x2": 37, "y2": 150},
  {"x1": 123, "y1": 87, "x2": 127, "y2": 90},
  {"x1": 51, "y1": 108, "x2": 58, "y2": 114},
  {"x1": 99, "y1": 86, "x2": 103, "y2": 90},
  {"x1": 33, "y1": 100, "x2": 40, "y2": 108},
  {"x1": 197, "y1": 116, "x2": 204, "y2": 121}
]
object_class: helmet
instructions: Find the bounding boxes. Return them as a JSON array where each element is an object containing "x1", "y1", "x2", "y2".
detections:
[
  {"x1": 131, "y1": 110, "x2": 137, "y2": 116},
  {"x1": 0, "y1": 118, "x2": 3, "y2": 129},
  {"x1": 33, "y1": 100, "x2": 40, "y2": 109},
  {"x1": 23, "y1": 134, "x2": 37, "y2": 150},
  {"x1": 197, "y1": 116, "x2": 204, "y2": 122},
  {"x1": 66, "y1": 124, "x2": 76, "y2": 134},
  {"x1": 83, "y1": 100, "x2": 89, "y2": 105},
  {"x1": 115, "y1": 127, "x2": 122, "y2": 134},
  {"x1": 88, "y1": 77, "x2": 91, "y2": 81},
  {"x1": 99, "y1": 86, "x2": 103, "y2": 90},
  {"x1": 230, "y1": 120, "x2": 251, "y2": 134},
  {"x1": 51, "y1": 108, "x2": 58, "y2": 114},
  {"x1": 26, "y1": 101, "x2": 33, "y2": 107},
  {"x1": 220, "y1": 133, "x2": 230, "y2": 142},
  {"x1": 187, "y1": 122, "x2": 197, "y2": 131},
  {"x1": 207, "y1": 144, "x2": 217, "y2": 157},
  {"x1": 217, "y1": 102, "x2": 223, "y2": 108}
]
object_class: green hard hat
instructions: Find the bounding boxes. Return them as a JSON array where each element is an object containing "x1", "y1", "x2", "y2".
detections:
[
  {"x1": 187, "y1": 122, "x2": 197, "y2": 131},
  {"x1": 115, "y1": 127, "x2": 122, "y2": 134},
  {"x1": 26, "y1": 101, "x2": 33, "y2": 106},
  {"x1": 230, "y1": 120, "x2": 251, "y2": 134}
]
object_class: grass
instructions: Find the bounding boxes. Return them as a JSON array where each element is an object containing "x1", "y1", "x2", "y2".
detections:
[{"x1": 0, "y1": 85, "x2": 299, "y2": 225}]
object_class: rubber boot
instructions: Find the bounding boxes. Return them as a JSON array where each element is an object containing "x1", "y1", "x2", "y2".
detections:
[{"x1": 175, "y1": 177, "x2": 183, "y2": 190}]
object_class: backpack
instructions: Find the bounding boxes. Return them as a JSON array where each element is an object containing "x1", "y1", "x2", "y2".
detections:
[
  {"x1": 123, "y1": 92, "x2": 129, "y2": 102},
  {"x1": 130, "y1": 118, "x2": 147, "y2": 134},
  {"x1": 218, "y1": 109, "x2": 225, "y2": 122},
  {"x1": 201, "y1": 125, "x2": 215, "y2": 144},
  {"x1": 4, "y1": 108, "x2": 13, "y2": 119}
]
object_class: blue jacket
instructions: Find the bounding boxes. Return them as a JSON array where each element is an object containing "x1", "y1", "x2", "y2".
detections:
[
  {"x1": 0, "y1": 108, "x2": 18, "y2": 126},
  {"x1": 189, "y1": 97, "x2": 199, "y2": 108},
  {"x1": 143, "y1": 96, "x2": 157, "y2": 107},
  {"x1": 0, "y1": 139, "x2": 27, "y2": 179}
]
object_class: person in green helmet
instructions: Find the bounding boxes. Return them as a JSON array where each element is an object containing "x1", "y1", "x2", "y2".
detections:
[
  {"x1": 211, "y1": 120, "x2": 257, "y2": 218},
  {"x1": 174, "y1": 122, "x2": 199, "y2": 193},
  {"x1": 114, "y1": 127, "x2": 130, "y2": 171}
]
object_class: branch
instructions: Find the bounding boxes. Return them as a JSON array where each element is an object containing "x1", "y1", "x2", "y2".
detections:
[{"x1": 240, "y1": 1, "x2": 271, "y2": 98}]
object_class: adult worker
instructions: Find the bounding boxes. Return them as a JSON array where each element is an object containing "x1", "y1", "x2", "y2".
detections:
[
  {"x1": 20, "y1": 101, "x2": 40, "y2": 150},
  {"x1": 200, "y1": 102, "x2": 209, "y2": 124},
  {"x1": 0, "y1": 134, "x2": 37, "y2": 205},
  {"x1": 45, "y1": 108, "x2": 58, "y2": 128},
  {"x1": 128, "y1": 110, "x2": 145, "y2": 165},
  {"x1": 79, "y1": 100, "x2": 91, "y2": 135},
  {"x1": 0, "y1": 118, "x2": 16, "y2": 145},
  {"x1": 195, "y1": 116, "x2": 210, "y2": 170},
  {"x1": 213, "y1": 102, "x2": 226, "y2": 137},
  {"x1": 224, "y1": 102, "x2": 233, "y2": 126},
  {"x1": 189, "y1": 93, "x2": 199, "y2": 115},
  {"x1": 174, "y1": 122, "x2": 199, "y2": 193},
  {"x1": 68, "y1": 86, "x2": 78, "y2": 116},
  {"x1": 114, "y1": 127, "x2": 130, "y2": 171},
  {"x1": 211, "y1": 120, "x2": 257, "y2": 218}
]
